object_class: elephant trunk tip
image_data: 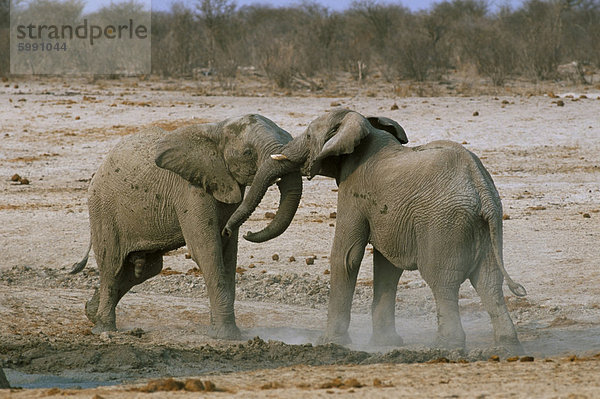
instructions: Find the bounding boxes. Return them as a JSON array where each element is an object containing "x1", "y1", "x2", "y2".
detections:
[{"x1": 221, "y1": 226, "x2": 233, "y2": 238}]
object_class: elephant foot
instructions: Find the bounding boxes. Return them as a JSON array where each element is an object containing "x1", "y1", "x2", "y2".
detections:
[
  {"x1": 434, "y1": 335, "x2": 466, "y2": 351},
  {"x1": 91, "y1": 322, "x2": 117, "y2": 335},
  {"x1": 85, "y1": 289, "x2": 100, "y2": 324},
  {"x1": 208, "y1": 323, "x2": 242, "y2": 340},
  {"x1": 318, "y1": 331, "x2": 352, "y2": 346},
  {"x1": 496, "y1": 337, "x2": 524, "y2": 356},
  {"x1": 369, "y1": 331, "x2": 404, "y2": 347}
]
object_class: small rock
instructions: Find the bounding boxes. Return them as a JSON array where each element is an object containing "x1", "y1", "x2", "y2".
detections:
[
  {"x1": 248, "y1": 263, "x2": 256, "y2": 268},
  {"x1": 556, "y1": 100, "x2": 565, "y2": 106},
  {"x1": 503, "y1": 214, "x2": 511, "y2": 220},
  {"x1": 330, "y1": 101, "x2": 341, "y2": 107},
  {"x1": 265, "y1": 212, "x2": 276, "y2": 219},
  {"x1": 10, "y1": 174, "x2": 21, "y2": 182},
  {"x1": 489, "y1": 355, "x2": 500, "y2": 362},
  {"x1": 272, "y1": 254, "x2": 279, "y2": 261},
  {"x1": 520, "y1": 356, "x2": 534, "y2": 362},
  {"x1": 324, "y1": 269, "x2": 330, "y2": 275},
  {"x1": 185, "y1": 253, "x2": 192, "y2": 259},
  {"x1": 583, "y1": 213, "x2": 591, "y2": 218},
  {"x1": 506, "y1": 356, "x2": 519, "y2": 362},
  {"x1": 19, "y1": 177, "x2": 29, "y2": 185},
  {"x1": 288, "y1": 256, "x2": 296, "y2": 262},
  {"x1": 75, "y1": 116, "x2": 81, "y2": 120},
  {"x1": 329, "y1": 212, "x2": 337, "y2": 219},
  {"x1": 473, "y1": 111, "x2": 479, "y2": 116},
  {"x1": 305, "y1": 257, "x2": 315, "y2": 265},
  {"x1": 390, "y1": 103, "x2": 399, "y2": 110},
  {"x1": 461, "y1": 141, "x2": 469, "y2": 145}
]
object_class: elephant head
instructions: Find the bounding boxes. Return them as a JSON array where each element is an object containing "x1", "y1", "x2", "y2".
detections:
[
  {"x1": 155, "y1": 114, "x2": 302, "y2": 241},
  {"x1": 224, "y1": 109, "x2": 407, "y2": 241}
]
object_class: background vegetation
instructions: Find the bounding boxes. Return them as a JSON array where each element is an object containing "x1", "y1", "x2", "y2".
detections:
[{"x1": 1, "y1": 0, "x2": 599, "y2": 88}]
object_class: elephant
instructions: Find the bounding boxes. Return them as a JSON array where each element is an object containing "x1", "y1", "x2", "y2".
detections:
[
  {"x1": 223, "y1": 108, "x2": 527, "y2": 353},
  {"x1": 70, "y1": 114, "x2": 302, "y2": 339}
]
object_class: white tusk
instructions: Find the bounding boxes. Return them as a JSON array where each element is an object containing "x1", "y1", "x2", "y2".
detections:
[{"x1": 270, "y1": 154, "x2": 288, "y2": 160}]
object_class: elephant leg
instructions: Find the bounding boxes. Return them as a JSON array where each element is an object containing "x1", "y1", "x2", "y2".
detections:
[
  {"x1": 470, "y1": 255, "x2": 523, "y2": 354},
  {"x1": 90, "y1": 249, "x2": 163, "y2": 334},
  {"x1": 182, "y1": 220, "x2": 240, "y2": 341},
  {"x1": 89, "y1": 231, "x2": 124, "y2": 334},
  {"x1": 370, "y1": 249, "x2": 404, "y2": 346},
  {"x1": 321, "y1": 218, "x2": 369, "y2": 345},
  {"x1": 429, "y1": 284, "x2": 465, "y2": 350},
  {"x1": 213, "y1": 229, "x2": 242, "y2": 340}
]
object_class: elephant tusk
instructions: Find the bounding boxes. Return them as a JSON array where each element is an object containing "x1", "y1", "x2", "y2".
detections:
[{"x1": 270, "y1": 154, "x2": 288, "y2": 160}]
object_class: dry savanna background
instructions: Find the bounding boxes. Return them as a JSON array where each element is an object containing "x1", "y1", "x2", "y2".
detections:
[{"x1": 1, "y1": 0, "x2": 600, "y2": 397}]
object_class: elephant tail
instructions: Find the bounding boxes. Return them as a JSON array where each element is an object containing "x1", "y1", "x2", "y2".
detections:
[
  {"x1": 485, "y1": 208, "x2": 527, "y2": 297},
  {"x1": 470, "y1": 150, "x2": 526, "y2": 297},
  {"x1": 70, "y1": 236, "x2": 92, "y2": 274}
]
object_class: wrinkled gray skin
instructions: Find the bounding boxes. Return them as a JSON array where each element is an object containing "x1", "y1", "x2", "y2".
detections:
[
  {"x1": 0, "y1": 367, "x2": 9, "y2": 389},
  {"x1": 225, "y1": 109, "x2": 526, "y2": 353},
  {"x1": 71, "y1": 114, "x2": 302, "y2": 339}
]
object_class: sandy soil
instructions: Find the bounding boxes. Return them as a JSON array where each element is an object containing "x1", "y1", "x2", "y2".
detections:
[{"x1": 0, "y1": 77, "x2": 599, "y2": 397}]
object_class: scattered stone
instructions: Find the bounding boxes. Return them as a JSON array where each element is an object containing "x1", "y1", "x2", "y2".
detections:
[
  {"x1": 272, "y1": 254, "x2": 280, "y2": 261},
  {"x1": 461, "y1": 141, "x2": 469, "y2": 145},
  {"x1": 489, "y1": 355, "x2": 500, "y2": 362},
  {"x1": 330, "y1": 101, "x2": 341, "y2": 107},
  {"x1": 305, "y1": 257, "x2": 315, "y2": 265},
  {"x1": 329, "y1": 212, "x2": 337, "y2": 219},
  {"x1": 324, "y1": 269, "x2": 330, "y2": 275},
  {"x1": 583, "y1": 213, "x2": 591, "y2": 218},
  {"x1": 520, "y1": 356, "x2": 534, "y2": 362},
  {"x1": 473, "y1": 111, "x2": 479, "y2": 116},
  {"x1": 556, "y1": 100, "x2": 565, "y2": 106},
  {"x1": 265, "y1": 212, "x2": 276, "y2": 219},
  {"x1": 236, "y1": 267, "x2": 246, "y2": 274},
  {"x1": 128, "y1": 328, "x2": 145, "y2": 338},
  {"x1": 506, "y1": 356, "x2": 519, "y2": 362},
  {"x1": 19, "y1": 177, "x2": 29, "y2": 185},
  {"x1": 185, "y1": 253, "x2": 192, "y2": 259},
  {"x1": 248, "y1": 263, "x2": 256, "y2": 268},
  {"x1": 10, "y1": 174, "x2": 20, "y2": 182},
  {"x1": 390, "y1": 103, "x2": 399, "y2": 110},
  {"x1": 288, "y1": 256, "x2": 296, "y2": 262},
  {"x1": 502, "y1": 214, "x2": 511, "y2": 220}
]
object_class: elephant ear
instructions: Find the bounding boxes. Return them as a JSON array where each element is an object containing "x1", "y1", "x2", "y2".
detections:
[
  {"x1": 366, "y1": 116, "x2": 408, "y2": 144},
  {"x1": 155, "y1": 127, "x2": 242, "y2": 204},
  {"x1": 310, "y1": 112, "x2": 372, "y2": 177}
]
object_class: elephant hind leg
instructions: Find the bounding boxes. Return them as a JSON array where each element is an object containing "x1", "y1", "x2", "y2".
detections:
[
  {"x1": 91, "y1": 250, "x2": 164, "y2": 334},
  {"x1": 469, "y1": 254, "x2": 522, "y2": 354},
  {"x1": 370, "y1": 249, "x2": 404, "y2": 346}
]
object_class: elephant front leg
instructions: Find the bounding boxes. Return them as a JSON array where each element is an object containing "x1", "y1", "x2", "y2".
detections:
[
  {"x1": 188, "y1": 237, "x2": 240, "y2": 340},
  {"x1": 321, "y1": 223, "x2": 368, "y2": 345},
  {"x1": 370, "y1": 249, "x2": 404, "y2": 346}
]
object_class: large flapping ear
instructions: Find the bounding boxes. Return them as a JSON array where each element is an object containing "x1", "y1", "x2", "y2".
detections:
[
  {"x1": 309, "y1": 111, "x2": 373, "y2": 178},
  {"x1": 366, "y1": 116, "x2": 408, "y2": 144},
  {"x1": 155, "y1": 125, "x2": 242, "y2": 204}
]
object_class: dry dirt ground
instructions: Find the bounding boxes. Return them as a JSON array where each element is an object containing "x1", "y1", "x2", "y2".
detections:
[{"x1": 0, "y1": 77, "x2": 599, "y2": 398}]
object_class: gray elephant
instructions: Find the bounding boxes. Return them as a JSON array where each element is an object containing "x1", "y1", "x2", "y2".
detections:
[
  {"x1": 224, "y1": 109, "x2": 526, "y2": 352},
  {"x1": 71, "y1": 114, "x2": 302, "y2": 339}
]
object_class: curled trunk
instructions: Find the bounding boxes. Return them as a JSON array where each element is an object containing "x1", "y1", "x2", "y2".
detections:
[{"x1": 222, "y1": 156, "x2": 303, "y2": 242}]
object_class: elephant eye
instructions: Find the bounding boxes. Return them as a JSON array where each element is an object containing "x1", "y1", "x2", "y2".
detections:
[{"x1": 243, "y1": 148, "x2": 253, "y2": 157}]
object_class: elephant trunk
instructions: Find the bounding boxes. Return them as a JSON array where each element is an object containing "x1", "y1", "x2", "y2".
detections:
[{"x1": 222, "y1": 153, "x2": 303, "y2": 243}]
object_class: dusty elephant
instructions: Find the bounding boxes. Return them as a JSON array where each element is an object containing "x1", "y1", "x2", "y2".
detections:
[
  {"x1": 224, "y1": 109, "x2": 526, "y2": 353},
  {"x1": 71, "y1": 114, "x2": 302, "y2": 339}
]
